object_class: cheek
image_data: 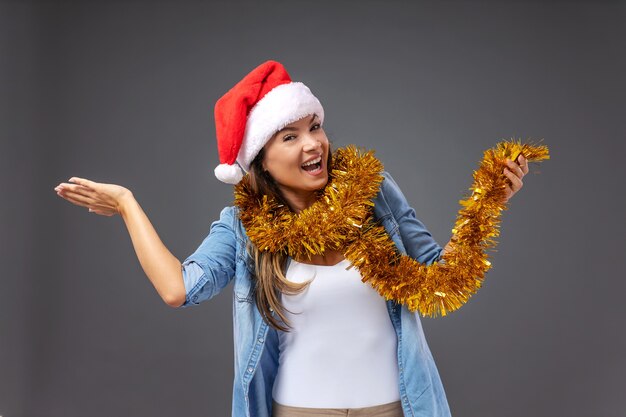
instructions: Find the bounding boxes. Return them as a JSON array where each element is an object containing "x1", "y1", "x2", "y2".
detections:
[
  {"x1": 265, "y1": 151, "x2": 301, "y2": 178},
  {"x1": 322, "y1": 139, "x2": 331, "y2": 155}
]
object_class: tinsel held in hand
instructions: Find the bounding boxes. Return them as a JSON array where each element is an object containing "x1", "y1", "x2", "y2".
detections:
[{"x1": 234, "y1": 141, "x2": 550, "y2": 317}]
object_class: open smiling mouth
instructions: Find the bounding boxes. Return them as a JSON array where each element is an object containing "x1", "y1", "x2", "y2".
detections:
[{"x1": 301, "y1": 156, "x2": 323, "y2": 174}]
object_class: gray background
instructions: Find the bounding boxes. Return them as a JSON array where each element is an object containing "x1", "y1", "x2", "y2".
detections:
[{"x1": 2, "y1": 1, "x2": 625, "y2": 416}]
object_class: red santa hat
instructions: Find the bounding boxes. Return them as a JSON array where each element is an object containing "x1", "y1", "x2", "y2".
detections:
[{"x1": 213, "y1": 60, "x2": 325, "y2": 184}]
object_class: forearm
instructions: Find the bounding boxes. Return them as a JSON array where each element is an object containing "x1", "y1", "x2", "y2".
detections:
[{"x1": 119, "y1": 193, "x2": 186, "y2": 307}]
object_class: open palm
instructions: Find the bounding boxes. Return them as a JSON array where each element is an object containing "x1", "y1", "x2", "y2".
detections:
[{"x1": 54, "y1": 177, "x2": 131, "y2": 217}]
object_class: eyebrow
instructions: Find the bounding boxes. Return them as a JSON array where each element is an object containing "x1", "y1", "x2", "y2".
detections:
[{"x1": 276, "y1": 114, "x2": 318, "y2": 134}]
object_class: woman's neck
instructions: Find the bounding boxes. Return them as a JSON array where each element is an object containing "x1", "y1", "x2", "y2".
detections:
[{"x1": 279, "y1": 187, "x2": 318, "y2": 213}]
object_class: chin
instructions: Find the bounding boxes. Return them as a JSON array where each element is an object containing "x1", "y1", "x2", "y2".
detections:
[{"x1": 302, "y1": 170, "x2": 328, "y2": 188}]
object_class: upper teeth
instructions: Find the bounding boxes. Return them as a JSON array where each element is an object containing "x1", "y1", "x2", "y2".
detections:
[{"x1": 302, "y1": 157, "x2": 321, "y2": 167}]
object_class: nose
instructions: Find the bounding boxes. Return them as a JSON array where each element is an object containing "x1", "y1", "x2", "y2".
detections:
[{"x1": 302, "y1": 133, "x2": 322, "y2": 152}]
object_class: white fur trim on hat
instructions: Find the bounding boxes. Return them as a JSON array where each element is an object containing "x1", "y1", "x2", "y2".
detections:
[
  {"x1": 214, "y1": 163, "x2": 244, "y2": 184},
  {"x1": 236, "y1": 82, "x2": 324, "y2": 172}
]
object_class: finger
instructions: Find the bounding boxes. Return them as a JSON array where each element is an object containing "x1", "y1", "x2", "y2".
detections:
[
  {"x1": 506, "y1": 160, "x2": 524, "y2": 179},
  {"x1": 503, "y1": 168, "x2": 523, "y2": 192},
  {"x1": 505, "y1": 159, "x2": 524, "y2": 179},
  {"x1": 56, "y1": 182, "x2": 96, "y2": 197},
  {"x1": 58, "y1": 188, "x2": 98, "y2": 206},
  {"x1": 57, "y1": 192, "x2": 92, "y2": 209},
  {"x1": 68, "y1": 177, "x2": 97, "y2": 190},
  {"x1": 504, "y1": 184, "x2": 513, "y2": 200},
  {"x1": 56, "y1": 190, "x2": 116, "y2": 215},
  {"x1": 517, "y1": 154, "x2": 529, "y2": 175},
  {"x1": 56, "y1": 190, "x2": 91, "y2": 207}
]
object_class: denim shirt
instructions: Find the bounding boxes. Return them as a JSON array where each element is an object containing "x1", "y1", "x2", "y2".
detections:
[{"x1": 179, "y1": 171, "x2": 452, "y2": 417}]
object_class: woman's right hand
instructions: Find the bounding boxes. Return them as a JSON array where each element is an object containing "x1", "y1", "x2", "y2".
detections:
[{"x1": 54, "y1": 177, "x2": 133, "y2": 217}]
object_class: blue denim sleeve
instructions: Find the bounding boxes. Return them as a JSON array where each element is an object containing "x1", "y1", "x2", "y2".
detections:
[
  {"x1": 381, "y1": 171, "x2": 444, "y2": 265},
  {"x1": 178, "y1": 206, "x2": 238, "y2": 307}
]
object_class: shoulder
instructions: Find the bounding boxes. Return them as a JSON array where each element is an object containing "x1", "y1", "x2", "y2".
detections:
[
  {"x1": 219, "y1": 205, "x2": 238, "y2": 220},
  {"x1": 375, "y1": 170, "x2": 407, "y2": 207},
  {"x1": 216, "y1": 205, "x2": 249, "y2": 244},
  {"x1": 373, "y1": 170, "x2": 404, "y2": 219},
  {"x1": 200, "y1": 206, "x2": 242, "y2": 243},
  {"x1": 379, "y1": 171, "x2": 399, "y2": 194},
  {"x1": 214, "y1": 205, "x2": 240, "y2": 227}
]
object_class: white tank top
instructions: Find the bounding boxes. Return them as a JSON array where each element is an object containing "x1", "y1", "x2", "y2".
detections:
[{"x1": 271, "y1": 258, "x2": 400, "y2": 408}]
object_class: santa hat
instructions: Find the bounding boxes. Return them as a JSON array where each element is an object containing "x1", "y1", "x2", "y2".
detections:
[{"x1": 213, "y1": 60, "x2": 325, "y2": 184}]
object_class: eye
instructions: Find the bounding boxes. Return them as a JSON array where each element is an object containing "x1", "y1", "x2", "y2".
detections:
[
  {"x1": 283, "y1": 134, "x2": 296, "y2": 142},
  {"x1": 311, "y1": 123, "x2": 321, "y2": 131}
]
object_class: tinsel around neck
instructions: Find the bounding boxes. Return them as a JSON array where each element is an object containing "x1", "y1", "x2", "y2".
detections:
[{"x1": 234, "y1": 146, "x2": 383, "y2": 261}]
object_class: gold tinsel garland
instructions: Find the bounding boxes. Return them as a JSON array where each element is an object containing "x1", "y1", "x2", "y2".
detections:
[{"x1": 234, "y1": 141, "x2": 550, "y2": 317}]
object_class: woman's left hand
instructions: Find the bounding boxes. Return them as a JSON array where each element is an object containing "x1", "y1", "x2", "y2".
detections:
[{"x1": 502, "y1": 154, "x2": 529, "y2": 202}]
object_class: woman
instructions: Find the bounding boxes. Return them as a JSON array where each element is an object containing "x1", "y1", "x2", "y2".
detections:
[{"x1": 54, "y1": 61, "x2": 529, "y2": 417}]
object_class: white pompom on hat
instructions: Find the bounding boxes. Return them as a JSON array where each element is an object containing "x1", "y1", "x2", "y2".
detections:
[{"x1": 213, "y1": 60, "x2": 325, "y2": 184}]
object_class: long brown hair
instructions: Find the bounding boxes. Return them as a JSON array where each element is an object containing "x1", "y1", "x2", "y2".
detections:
[{"x1": 246, "y1": 146, "x2": 333, "y2": 332}]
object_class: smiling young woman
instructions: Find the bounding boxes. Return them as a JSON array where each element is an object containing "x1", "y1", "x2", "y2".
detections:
[{"x1": 54, "y1": 60, "x2": 538, "y2": 417}]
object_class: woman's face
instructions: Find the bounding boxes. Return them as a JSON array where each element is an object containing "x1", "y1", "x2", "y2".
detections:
[{"x1": 262, "y1": 113, "x2": 329, "y2": 209}]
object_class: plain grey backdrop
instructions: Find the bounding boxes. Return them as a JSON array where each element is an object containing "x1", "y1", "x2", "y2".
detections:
[{"x1": 2, "y1": 1, "x2": 625, "y2": 416}]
